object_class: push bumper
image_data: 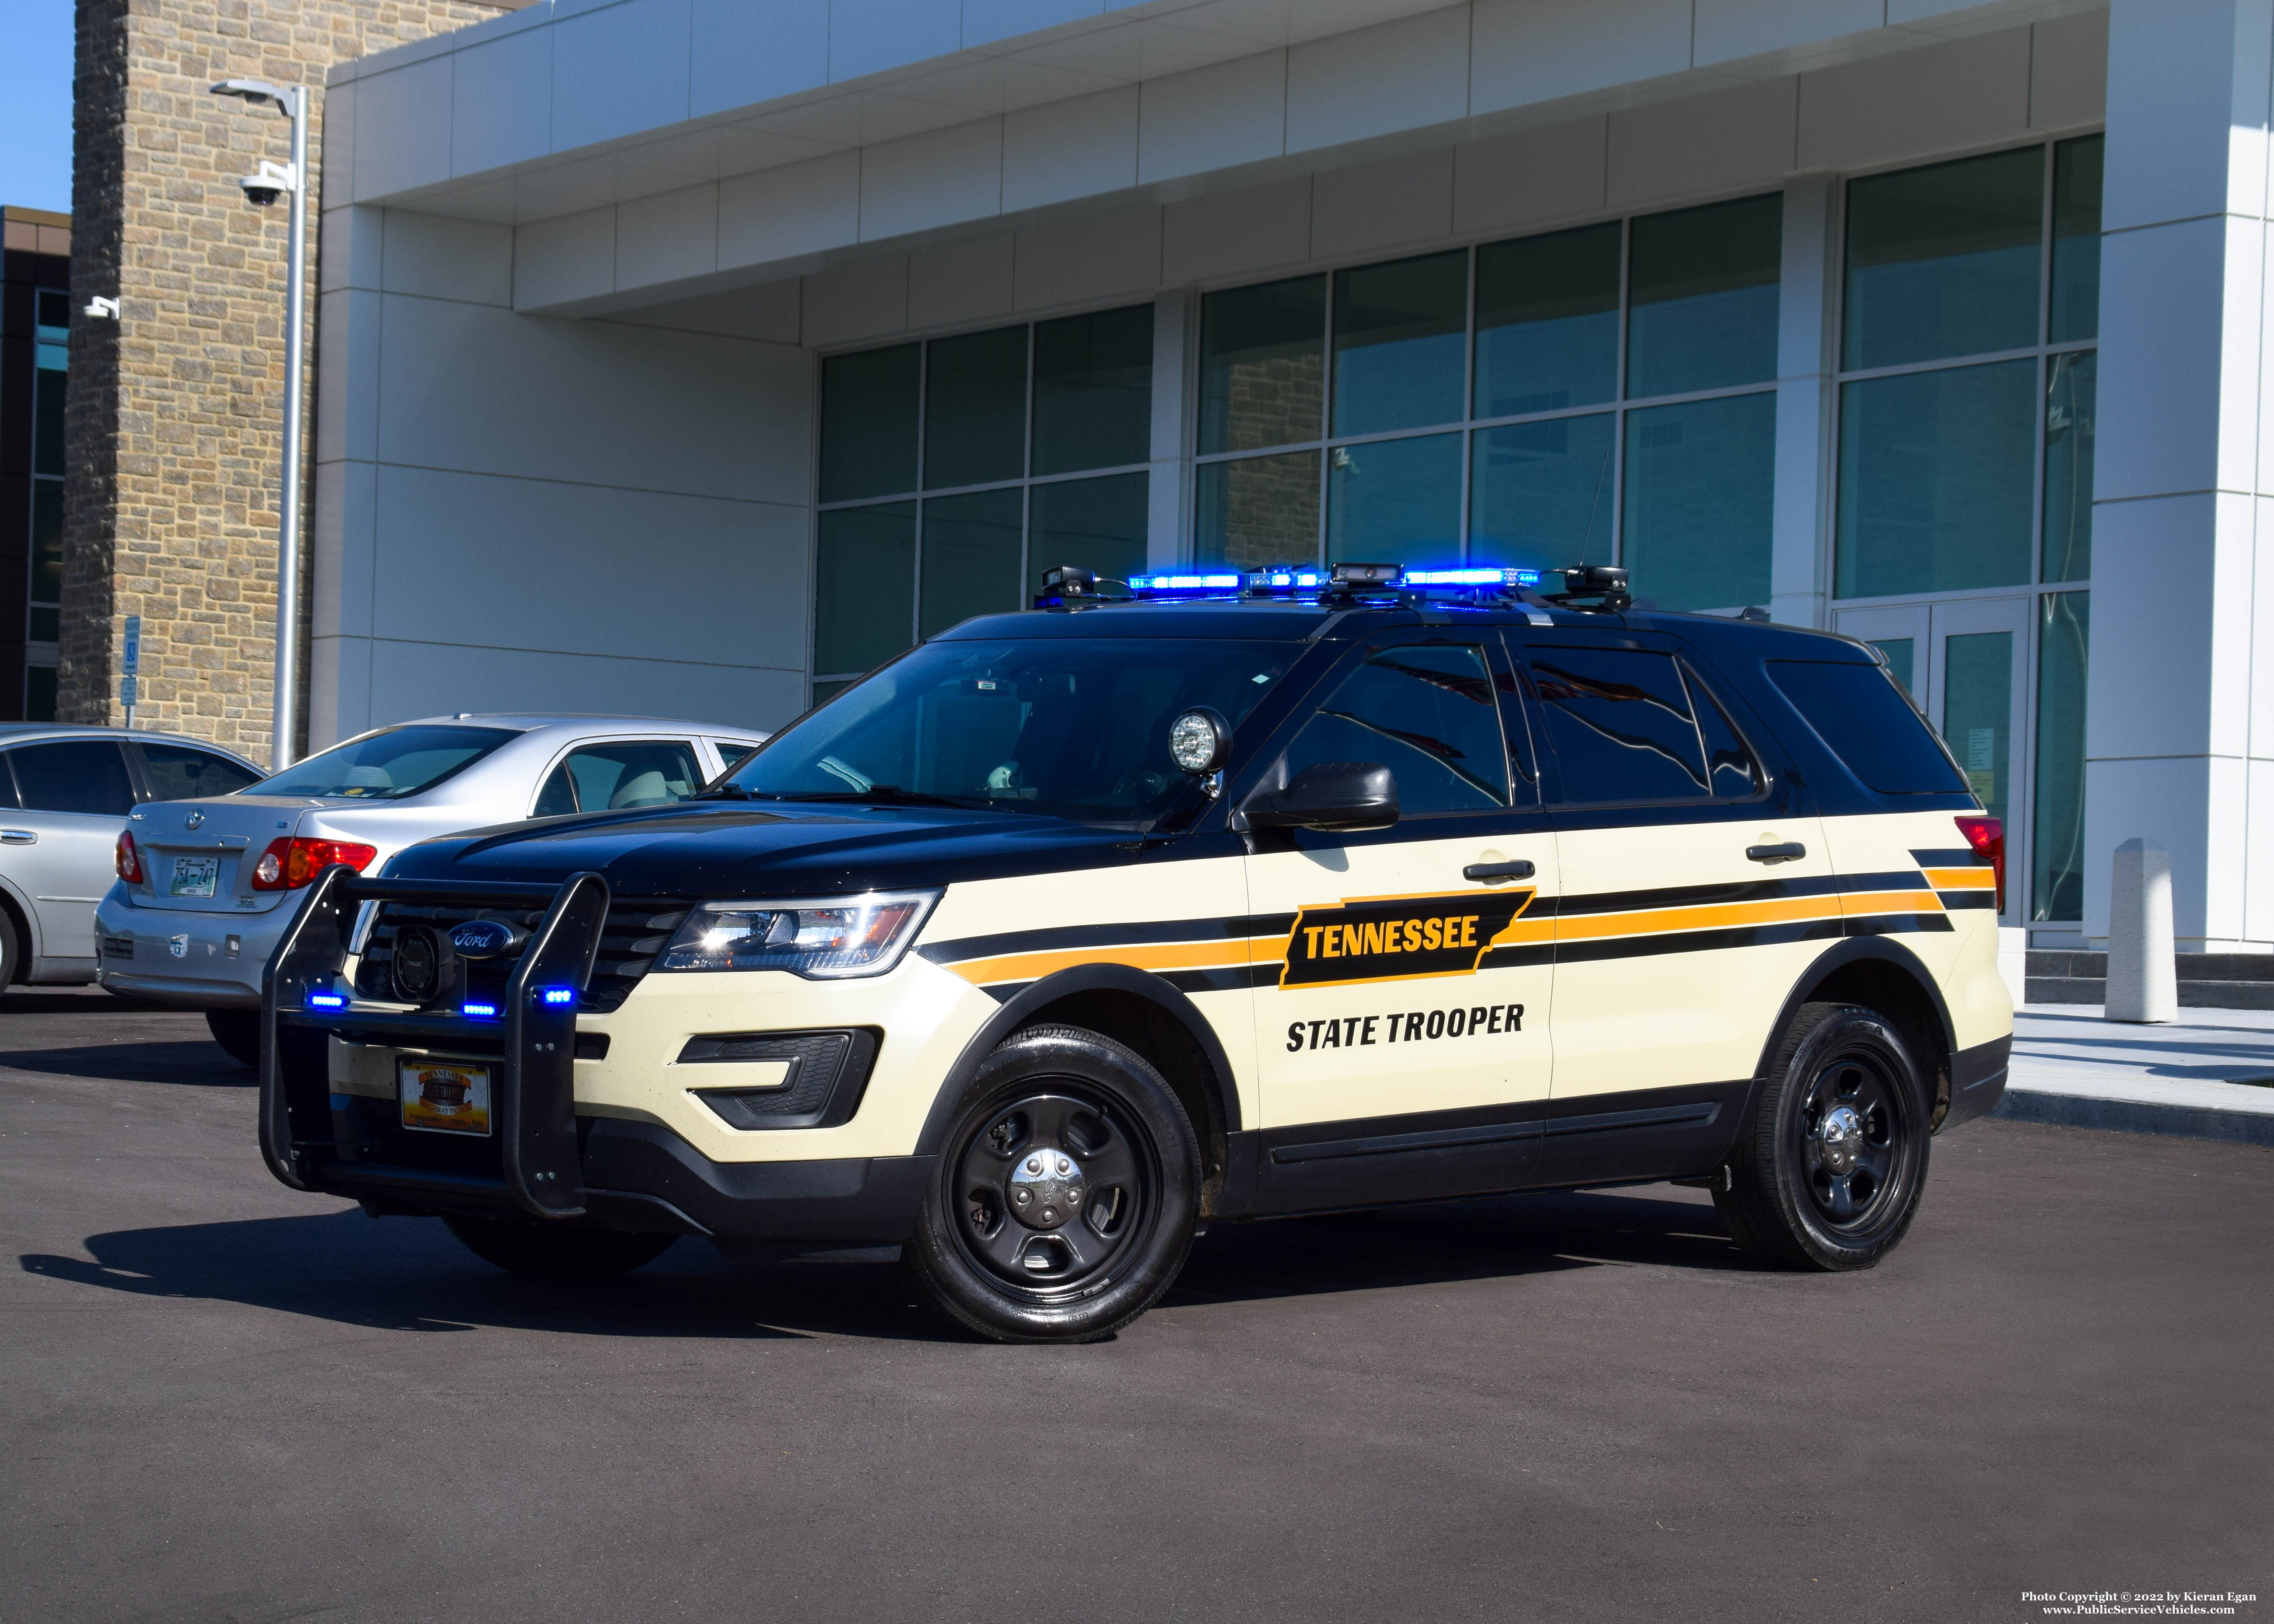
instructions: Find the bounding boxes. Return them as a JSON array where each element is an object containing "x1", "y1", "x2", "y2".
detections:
[{"x1": 260, "y1": 865, "x2": 931, "y2": 1245}]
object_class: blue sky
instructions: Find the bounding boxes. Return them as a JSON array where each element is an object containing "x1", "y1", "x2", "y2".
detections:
[{"x1": 1, "y1": 0, "x2": 75, "y2": 214}]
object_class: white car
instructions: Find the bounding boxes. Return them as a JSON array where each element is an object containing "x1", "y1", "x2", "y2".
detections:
[
  {"x1": 95, "y1": 713, "x2": 766, "y2": 1062},
  {"x1": 0, "y1": 724, "x2": 264, "y2": 989}
]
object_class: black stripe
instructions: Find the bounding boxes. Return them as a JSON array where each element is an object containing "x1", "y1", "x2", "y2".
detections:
[
  {"x1": 1843, "y1": 912, "x2": 1955, "y2": 936},
  {"x1": 1840, "y1": 869, "x2": 1945, "y2": 894},
  {"x1": 1161, "y1": 966, "x2": 1280, "y2": 994},
  {"x1": 1547, "y1": 873, "x2": 1843, "y2": 917},
  {"x1": 1472, "y1": 942, "x2": 1556, "y2": 970},
  {"x1": 1936, "y1": 891, "x2": 1998, "y2": 910},
  {"x1": 919, "y1": 912, "x2": 1295, "y2": 966},
  {"x1": 1910, "y1": 847, "x2": 1989, "y2": 866}
]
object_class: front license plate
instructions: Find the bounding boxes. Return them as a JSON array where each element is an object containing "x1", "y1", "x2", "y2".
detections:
[
  {"x1": 399, "y1": 1060, "x2": 494, "y2": 1136},
  {"x1": 169, "y1": 855, "x2": 219, "y2": 898}
]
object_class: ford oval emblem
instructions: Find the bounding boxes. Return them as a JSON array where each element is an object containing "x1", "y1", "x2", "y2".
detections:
[
  {"x1": 450, "y1": 919, "x2": 518, "y2": 959},
  {"x1": 184, "y1": 810, "x2": 204, "y2": 830}
]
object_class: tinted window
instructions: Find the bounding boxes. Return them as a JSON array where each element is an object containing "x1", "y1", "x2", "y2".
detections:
[
  {"x1": 11, "y1": 741, "x2": 137, "y2": 816},
  {"x1": 534, "y1": 741, "x2": 704, "y2": 817},
  {"x1": 1691, "y1": 675, "x2": 1762, "y2": 798},
  {"x1": 249, "y1": 725, "x2": 516, "y2": 801},
  {"x1": 1528, "y1": 647, "x2": 1713, "y2": 802},
  {"x1": 1284, "y1": 644, "x2": 1507, "y2": 815},
  {"x1": 1769, "y1": 660, "x2": 1968, "y2": 795},
  {"x1": 139, "y1": 744, "x2": 261, "y2": 802}
]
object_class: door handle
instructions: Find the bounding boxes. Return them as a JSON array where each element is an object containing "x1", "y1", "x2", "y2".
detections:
[
  {"x1": 1462, "y1": 859, "x2": 1535, "y2": 882},
  {"x1": 1746, "y1": 842, "x2": 1806, "y2": 863},
  {"x1": 0, "y1": 830, "x2": 35, "y2": 846}
]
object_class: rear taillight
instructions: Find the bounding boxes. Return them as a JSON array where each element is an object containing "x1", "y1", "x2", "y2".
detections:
[
  {"x1": 251, "y1": 836, "x2": 378, "y2": 891},
  {"x1": 1954, "y1": 815, "x2": 2004, "y2": 912},
  {"x1": 115, "y1": 830, "x2": 144, "y2": 885}
]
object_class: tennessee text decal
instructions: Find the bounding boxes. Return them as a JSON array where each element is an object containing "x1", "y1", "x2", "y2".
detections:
[{"x1": 1279, "y1": 889, "x2": 1537, "y2": 989}]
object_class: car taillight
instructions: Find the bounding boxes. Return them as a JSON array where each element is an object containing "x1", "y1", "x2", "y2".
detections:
[
  {"x1": 1954, "y1": 815, "x2": 2004, "y2": 912},
  {"x1": 116, "y1": 830, "x2": 144, "y2": 885},
  {"x1": 250, "y1": 836, "x2": 378, "y2": 891}
]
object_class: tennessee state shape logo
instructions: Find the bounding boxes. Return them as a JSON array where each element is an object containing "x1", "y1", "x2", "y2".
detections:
[{"x1": 1279, "y1": 889, "x2": 1538, "y2": 988}]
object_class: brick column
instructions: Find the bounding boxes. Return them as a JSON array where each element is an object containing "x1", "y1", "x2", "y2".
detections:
[{"x1": 63, "y1": 0, "x2": 524, "y2": 765}]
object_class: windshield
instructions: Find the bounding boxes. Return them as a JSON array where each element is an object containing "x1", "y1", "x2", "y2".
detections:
[
  {"x1": 724, "y1": 638, "x2": 1298, "y2": 829},
  {"x1": 248, "y1": 724, "x2": 517, "y2": 801}
]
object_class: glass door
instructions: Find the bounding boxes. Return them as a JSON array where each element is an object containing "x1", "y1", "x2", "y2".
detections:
[{"x1": 1834, "y1": 596, "x2": 2032, "y2": 924}]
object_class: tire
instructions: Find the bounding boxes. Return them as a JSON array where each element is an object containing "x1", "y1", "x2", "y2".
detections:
[
  {"x1": 442, "y1": 1215, "x2": 678, "y2": 1281},
  {"x1": 205, "y1": 1008, "x2": 261, "y2": 1068},
  {"x1": 1713, "y1": 1002, "x2": 1931, "y2": 1271},
  {"x1": 904, "y1": 1023, "x2": 1201, "y2": 1344},
  {"x1": 0, "y1": 908, "x2": 18, "y2": 989}
]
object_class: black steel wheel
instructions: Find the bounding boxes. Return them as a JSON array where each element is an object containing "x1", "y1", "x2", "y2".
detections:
[
  {"x1": 1714, "y1": 1002, "x2": 1929, "y2": 1270},
  {"x1": 205, "y1": 1008, "x2": 260, "y2": 1068},
  {"x1": 905, "y1": 1024, "x2": 1199, "y2": 1343},
  {"x1": 442, "y1": 1216, "x2": 678, "y2": 1281}
]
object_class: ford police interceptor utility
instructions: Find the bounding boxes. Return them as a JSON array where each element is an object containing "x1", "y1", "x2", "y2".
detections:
[{"x1": 259, "y1": 562, "x2": 2011, "y2": 1344}]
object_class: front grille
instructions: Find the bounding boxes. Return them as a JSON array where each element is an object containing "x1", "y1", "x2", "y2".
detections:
[{"x1": 354, "y1": 894, "x2": 689, "y2": 1012}]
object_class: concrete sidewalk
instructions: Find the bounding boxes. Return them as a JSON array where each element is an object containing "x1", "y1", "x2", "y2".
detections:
[{"x1": 1991, "y1": 1003, "x2": 2274, "y2": 1144}]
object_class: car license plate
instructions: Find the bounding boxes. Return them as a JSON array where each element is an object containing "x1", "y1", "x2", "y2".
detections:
[
  {"x1": 169, "y1": 855, "x2": 219, "y2": 898},
  {"x1": 399, "y1": 1060, "x2": 493, "y2": 1136}
]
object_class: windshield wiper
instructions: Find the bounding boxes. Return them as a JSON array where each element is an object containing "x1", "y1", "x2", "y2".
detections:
[{"x1": 690, "y1": 783, "x2": 757, "y2": 800}]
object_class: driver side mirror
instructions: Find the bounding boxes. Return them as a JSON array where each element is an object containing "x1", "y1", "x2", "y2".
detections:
[{"x1": 1242, "y1": 761, "x2": 1398, "y2": 832}]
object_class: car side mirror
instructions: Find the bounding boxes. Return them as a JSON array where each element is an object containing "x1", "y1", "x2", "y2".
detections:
[{"x1": 1243, "y1": 761, "x2": 1398, "y2": 832}]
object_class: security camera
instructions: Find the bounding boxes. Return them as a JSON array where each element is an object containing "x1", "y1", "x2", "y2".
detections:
[{"x1": 237, "y1": 159, "x2": 297, "y2": 208}]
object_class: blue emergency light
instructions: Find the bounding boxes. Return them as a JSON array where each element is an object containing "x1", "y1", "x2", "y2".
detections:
[
  {"x1": 538, "y1": 987, "x2": 576, "y2": 1006},
  {"x1": 1127, "y1": 573, "x2": 1241, "y2": 593},
  {"x1": 1402, "y1": 566, "x2": 1545, "y2": 587},
  {"x1": 461, "y1": 1001, "x2": 499, "y2": 1019},
  {"x1": 305, "y1": 990, "x2": 346, "y2": 1010}
]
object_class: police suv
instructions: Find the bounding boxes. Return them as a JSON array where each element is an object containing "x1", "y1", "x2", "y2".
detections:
[{"x1": 261, "y1": 562, "x2": 2012, "y2": 1343}]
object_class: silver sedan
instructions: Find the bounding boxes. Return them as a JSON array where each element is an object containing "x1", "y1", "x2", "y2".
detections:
[{"x1": 95, "y1": 713, "x2": 766, "y2": 1062}]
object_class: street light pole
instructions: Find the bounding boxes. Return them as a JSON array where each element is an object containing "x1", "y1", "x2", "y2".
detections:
[{"x1": 208, "y1": 78, "x2": 310, "y2": 770}]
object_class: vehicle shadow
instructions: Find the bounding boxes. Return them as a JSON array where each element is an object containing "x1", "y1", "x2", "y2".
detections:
[
  {"x1": 20, "y1": 1186, "x2": 1754, "y2": 1344},
  {"x1": 0, "y1": 1040, "x2": 252, "y2": 1086}
]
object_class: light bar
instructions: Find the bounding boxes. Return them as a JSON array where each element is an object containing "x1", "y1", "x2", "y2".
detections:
[
  {"x1": 1402, "y1": 567, "x2": 1545, "y2": 587},
  {"x1": 538, "y1": 987, "x2": 576, "y2": 1006},
  {"x1": 462, "y1": 1001, "x2": 499, "y2": 1019},
  {"x1": 1128, "y1": 573, "x2": 1241, "y2": 592},
  {"x1": 1253, "y1": 570, "x2": 1323, "y2": 589},
  {"x1": 305, "y1": 990, "x2": 346, "y2": 1010}
]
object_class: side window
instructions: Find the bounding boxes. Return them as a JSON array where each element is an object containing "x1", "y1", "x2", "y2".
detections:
[
  {"x1": 536, "y1": 741, "x2": 705, "y2": 816},
  {"x1": 713, "y1": 740, "x2": 764, "y2": 777},
  {"x1": 1282, "y1": 644, "x2": 1508, "y2": 815},
  {"x1": 1526, "y1": 646, "x2": 1719, "y2": 803},
  {"x1": 10, "y1": 741, "x2": 137, "y2": 816},
  {"x1": 1687, "y1": 667, "x2": 1763, "y2": 798},
  {"x1": 137, "y1": 744, "x2": 261, "y2": 802}
]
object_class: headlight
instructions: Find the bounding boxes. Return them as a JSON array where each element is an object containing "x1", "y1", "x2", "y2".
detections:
[{"x1": 655, "y1": 891, "x2": 938, "y2": 977}]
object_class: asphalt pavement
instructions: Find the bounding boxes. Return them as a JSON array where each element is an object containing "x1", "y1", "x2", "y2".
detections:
[{"x1": 1, "y1": 988, "x2": 2267, "y2": 1624}]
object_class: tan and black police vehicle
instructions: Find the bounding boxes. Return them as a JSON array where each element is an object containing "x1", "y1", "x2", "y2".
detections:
[{"x1": 260, "y1": 561, "x2": 2012, "y2": 1343}]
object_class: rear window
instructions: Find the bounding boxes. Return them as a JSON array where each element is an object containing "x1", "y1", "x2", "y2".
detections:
[
  {"x1": 1766, "y1": 660, "x2": 1967, "y2": 794},
  {"x1": 248, "y1": 725, "x2": 516, "y2": 801}
]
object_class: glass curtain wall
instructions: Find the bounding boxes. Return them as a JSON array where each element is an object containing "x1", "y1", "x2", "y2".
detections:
[
  {"x1": 1194, "y1": 194, "x2": 1783, "y2": 612},
  {"x1": 1833, "y1": 135, "x2": 2101, "y2": 923},
  {"x1": 812, "y1": 304, "x2": 1153, "y2": 700}
]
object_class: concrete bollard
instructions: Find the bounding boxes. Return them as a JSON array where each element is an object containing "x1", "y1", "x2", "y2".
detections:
[{"x1": 2105, "y1": 838, "x2": 2177, "y2": 1023}]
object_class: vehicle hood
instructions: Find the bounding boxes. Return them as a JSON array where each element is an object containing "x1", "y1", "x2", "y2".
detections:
[{"x1": 384, "y1": 802, "x2": 1160, "y2": 898}]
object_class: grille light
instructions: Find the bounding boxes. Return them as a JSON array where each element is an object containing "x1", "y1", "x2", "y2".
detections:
[
  {"x1": 462, "y1": 1001, "x2": 499, "y2": 1018},
  {"x1": 537, "y1": 987, "x2": 576, "y2": 1006},
  {"x1": 306, "y1": 990, "x2": 345, "y2": 1010}
]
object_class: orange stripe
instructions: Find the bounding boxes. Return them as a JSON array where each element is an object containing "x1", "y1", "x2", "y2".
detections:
[
  {"x1": 1923, "y1": 867, "x2": 1994, "y2": 889},
  {"x1": 946, "y1": 935, "x2": 1266, "y2": 987}
]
